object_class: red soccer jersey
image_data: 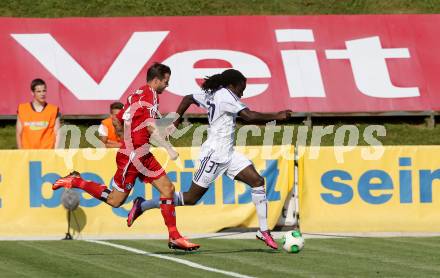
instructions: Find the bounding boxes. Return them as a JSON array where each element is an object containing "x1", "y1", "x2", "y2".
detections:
[{"x1": 116, "y1": 85, "x2": 160, "y2": 151}]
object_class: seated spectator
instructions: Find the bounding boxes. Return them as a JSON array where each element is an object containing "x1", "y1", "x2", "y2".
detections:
[
  {"x1": 16, "y1": 78, "x2": 60, "y2": 149},
  {"x1": 98, "y1": 102, "x2": 123, "y2": 148}
]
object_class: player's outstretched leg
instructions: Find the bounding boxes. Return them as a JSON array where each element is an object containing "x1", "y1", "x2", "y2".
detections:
[
  {"x1": 53, "y1": 171, "x2": 111, "y2": 202},
  {"x1": 52, "y1": 171, "x2": 81, "y2": 190}
]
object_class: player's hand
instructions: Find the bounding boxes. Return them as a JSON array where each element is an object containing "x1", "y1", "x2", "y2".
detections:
[{"x1": 276, "y1": 110, "x2": 293, "y2": 121}]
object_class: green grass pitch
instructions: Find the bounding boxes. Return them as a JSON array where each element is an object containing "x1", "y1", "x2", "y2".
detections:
[{"x1": 1, "y1": 237, "x2": 440, "y2": 277}]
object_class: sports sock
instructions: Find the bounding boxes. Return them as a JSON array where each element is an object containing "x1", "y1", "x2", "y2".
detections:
[
  {"x1": 251, "y1": 186, "x2": 268, "y2": 232},
  {"x1": 141, "y1": 192, "x2": 183, "y2": 211},
  {"x1": 71, "y1": 177, "x2": 111, "y2": 202},
  {"x1": 160, "y1": 198, "x2": 182, "y2": 240}
]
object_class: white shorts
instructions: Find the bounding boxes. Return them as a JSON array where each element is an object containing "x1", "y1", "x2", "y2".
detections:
[{"x1": 193, "y1": 151, "x2": 252, "y2": 188}]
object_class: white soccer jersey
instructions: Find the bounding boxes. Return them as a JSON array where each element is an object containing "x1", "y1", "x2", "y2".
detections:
[{"x1": 192, "y1": 88, "x2": 247, "y2": 163}]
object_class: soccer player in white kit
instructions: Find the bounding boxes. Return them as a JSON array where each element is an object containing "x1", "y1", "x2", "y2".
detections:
[{"x1": 127, "y1": 69, "x2": 291, "y2": 249}]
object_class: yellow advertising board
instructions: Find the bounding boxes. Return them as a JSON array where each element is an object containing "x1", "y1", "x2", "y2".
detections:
[
  {"x1": 299, "y1": 146, "x2": 440, "y2": 232},
  {"x1": 0, "y1": 145, "x2": 294, "y2": 237}
]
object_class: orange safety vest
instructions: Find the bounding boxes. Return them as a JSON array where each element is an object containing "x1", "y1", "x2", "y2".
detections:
[
  {"x1": 18, "y1": 102, "x2": 59, "y2": 149},
  {"x1": 101, "y1": 117, "x2": 121, "y2": 142}
]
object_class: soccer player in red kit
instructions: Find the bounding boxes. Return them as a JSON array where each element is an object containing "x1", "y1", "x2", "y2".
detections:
[{"x1": 53, "y1": 63, "x2": 199, "y2": 251}]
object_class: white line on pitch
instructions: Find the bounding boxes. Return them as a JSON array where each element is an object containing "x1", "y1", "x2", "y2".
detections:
[{"x1": 86, "y1": 240, "x2": 255, "y2": 278}]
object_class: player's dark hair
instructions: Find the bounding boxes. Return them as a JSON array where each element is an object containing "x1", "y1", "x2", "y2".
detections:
[
  {"x1": 146, "y1": 63, "x2": 171, "y2": 82},
  {"x1": 110, "y1": 102, "x2": 124, "y2": 111},
  {"x1": 30, "y1": 78, "x2": 46, "y2": 91},
  {"x1": 201, "y1": 69, "x2": 246, "y2": 93}
]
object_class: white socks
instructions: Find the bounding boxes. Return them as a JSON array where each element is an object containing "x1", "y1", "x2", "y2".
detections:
[{"x1": 251, "y1": 186, "x2": 268, "y2": 231}]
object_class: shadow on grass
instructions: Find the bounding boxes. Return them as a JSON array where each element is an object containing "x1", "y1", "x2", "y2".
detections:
[
  {"x1": 80, "y1": 248, "x2": 280, "y2": 257},
  {"x1": 154, "y1": 248, "x2": 280, "y2": 256}
]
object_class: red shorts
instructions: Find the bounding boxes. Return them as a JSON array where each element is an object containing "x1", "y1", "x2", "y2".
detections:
[{"x1": 112, "y1": 150, "x2": 166, "y2": 192}]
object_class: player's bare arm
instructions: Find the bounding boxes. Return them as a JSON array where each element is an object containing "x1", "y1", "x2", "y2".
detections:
[
  {"x1": 239, "y1": 108, "x2": 292, "y2": 123},
  {"x1": 172, "y1": 94, "x2": 197, "y2": 127}
]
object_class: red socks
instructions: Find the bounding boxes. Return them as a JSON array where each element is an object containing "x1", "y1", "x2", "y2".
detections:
[
  {"x1": 71, "y1": 177, "x2": 110, "y2": 201},
  {"x1": 160, "y1": 198, "x2": 182, "y2": 240}
]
